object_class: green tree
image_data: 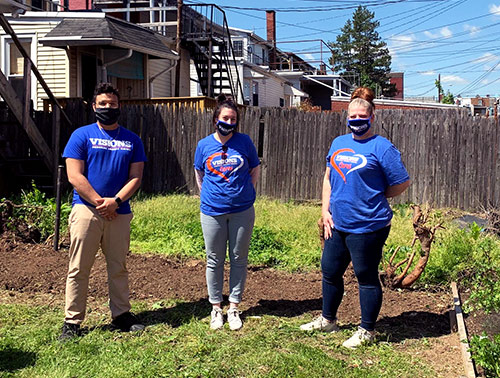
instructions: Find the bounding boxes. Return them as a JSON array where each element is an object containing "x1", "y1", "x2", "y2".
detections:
[
  {"x1": 442, "y1": 90, "x2": 455, "y2": 104},
  {"x1": 329, "y1": 6, "x2": 396, "y2": 97},
  {"x1": 435, "y1": 79, "x2": 455, "y2": 104}
]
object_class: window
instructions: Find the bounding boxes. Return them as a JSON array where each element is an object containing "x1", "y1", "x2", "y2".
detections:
[
  {"x1": 232, "y1": 40, "x2": 243, "y2": 58},
  {"x1": 7, "y1": 41, "x2": 31, "y2": 100},
  {"x1": 252, "y1": 81, "x2": 259, "y2": 106}
]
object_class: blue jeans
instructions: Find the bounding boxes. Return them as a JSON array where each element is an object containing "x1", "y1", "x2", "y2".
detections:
[
  {"x1": 321, "y1": 226, "x2": 390, "y2": 331},
  {"x1": 201, "y1": 206, "x2": 255, "y2": 304}
]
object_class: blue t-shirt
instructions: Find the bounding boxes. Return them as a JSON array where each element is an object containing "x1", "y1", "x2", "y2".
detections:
[
  {"x1": 194, "y1": 132, "x2": 260, "y2": 216},
  {"x1": 326, "y1": 134, "x2": 409, "y2": 233},
  {"x1": 63, "y1": 123, "x2": 147, "y2": 214}
]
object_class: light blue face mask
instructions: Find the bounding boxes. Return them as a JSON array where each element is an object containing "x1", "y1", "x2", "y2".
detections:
[
  {"x1": 347, "y1": 118, "x2": 371, "y2": 136},
  {"x1": 216, "y1": 120, "x2": 237, "y2": 136}
]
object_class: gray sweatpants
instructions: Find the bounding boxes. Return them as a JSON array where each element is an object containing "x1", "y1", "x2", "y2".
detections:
[{"x1": 200, "y1": 206, "x2": 255, "y2": 304}]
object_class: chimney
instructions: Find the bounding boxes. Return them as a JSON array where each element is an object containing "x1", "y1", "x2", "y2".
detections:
[{"x1": 266, "y1": 10, "x2": 276, "y2": 69}]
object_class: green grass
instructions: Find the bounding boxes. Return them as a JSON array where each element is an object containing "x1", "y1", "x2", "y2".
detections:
[
  {"x1": 0, "y1": 299, "x2": 438, "y2": 378},
  {"x1": 130, "y1": 196, "x2": 500, "y2": 282},
  {"x1": 130, "y1": 196, "x2": 323, "y2": 271}
]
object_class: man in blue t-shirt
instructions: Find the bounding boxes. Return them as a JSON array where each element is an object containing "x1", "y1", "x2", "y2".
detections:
[{"x1": 59, "y1": 83, "x2": 147, "y2": 341}]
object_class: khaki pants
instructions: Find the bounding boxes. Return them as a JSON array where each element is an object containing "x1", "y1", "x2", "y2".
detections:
[{"x1": 64, "y1": 204, "x2": 133, "y2": 324}]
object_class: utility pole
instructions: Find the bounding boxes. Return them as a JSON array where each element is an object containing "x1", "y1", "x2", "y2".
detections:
[
  {"x1": 174, "y1": 0, "x2": 183, "y2": 97},
  {"x1": 438, "y1": 74, "x2": 442, "y2": 103}
]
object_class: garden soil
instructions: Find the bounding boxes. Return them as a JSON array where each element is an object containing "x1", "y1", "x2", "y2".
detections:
[{"x1": 0, "y1": 235, "x2": 466, "y2": 377}]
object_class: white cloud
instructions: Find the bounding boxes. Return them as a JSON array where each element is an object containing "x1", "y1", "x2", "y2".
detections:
[
  {"x1": 441, "y1": 75, "x2": 467, "y2": 84},
  {"x1": 464, "y1": 24, "x2": 480, "y2": 35},
  {"x1": 303, "y1": 53, "x2": 315, "y2": 61},
  {"x1": 473, "y1": 53, "x2": 498, "y2": 63},
  {"x1": 424, "y1": 30, "x2": 438, "y2": 39},
  {"x1": 388, "y1": 34, "x2": 417, "y2": 57},
  {"x1": 440, "y1": 27, "x2": 453, "y2": 38},
  {"x1": 473, "y1": 53, "x2": 500, "y2": 71},
  {"x1": 424, "y1": 27, "x2": 453, "y2": 39},
  {"x1": 489, "y1": 4, "x2": 500, "y2": 15},
  {"x1": 482, "y1": 79, "x2": 490, "y2": 85},
  {"x1": 420, "y1": 71, "x2": 436, "y2": 76}
]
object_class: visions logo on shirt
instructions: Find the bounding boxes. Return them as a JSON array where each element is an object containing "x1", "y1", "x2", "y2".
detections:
[
  {"x1": 206, "y1": 152, "x2": 244, "y2": 182},
  {"x1": 330, "y1": 148, "x2": 367, "y2": 183},
  {"x1": 90, "y1": 138, "x2": 132, "y2": 151}
]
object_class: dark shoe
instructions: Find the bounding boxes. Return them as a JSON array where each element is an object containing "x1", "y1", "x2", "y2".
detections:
[
  {"x1": 111, "y1": 312, "x2": 145, "y2": 332},
  {"x1": 59, "y1": 322, "x2": 81, "y2": 341}
]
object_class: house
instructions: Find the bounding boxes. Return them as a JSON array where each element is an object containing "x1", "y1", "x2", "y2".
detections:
[
  {"x1": 189, "y1": 26, "x2": 303, "y2": 107},
  {"x1": 0, "y1": 11, "x2": 179, "y2": 109},
  {"x1": 388, "y1": 72, "x2": 404, "y2": 100},
  {"x1": 457, "y1": 95, "x2": 497, "y2": 116}
]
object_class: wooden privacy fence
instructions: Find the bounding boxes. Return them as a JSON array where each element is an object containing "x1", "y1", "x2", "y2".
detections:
[{"x1": 57, "y1": 102, "x2": 499, "y2": 211}]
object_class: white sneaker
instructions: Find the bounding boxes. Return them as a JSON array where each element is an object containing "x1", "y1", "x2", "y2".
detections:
[
  {"x1": 227, "y1": 308, "x2": 243, "y2": 331},
  {"x1": 210, "y1": 307, "x2": 224, "y2": 330},
  {"x1": 342, "y1": 327, "x2": 375, "y2": 349},
  {"x1": 300, "y1": 316, "x2": 339, "y2": 332}
]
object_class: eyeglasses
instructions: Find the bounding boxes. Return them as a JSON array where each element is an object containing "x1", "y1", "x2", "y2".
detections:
[{"x1": 222, "y1": 145, "x2": 228, "y2": 160}]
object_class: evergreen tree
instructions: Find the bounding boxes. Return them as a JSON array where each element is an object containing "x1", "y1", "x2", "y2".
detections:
[{"x1": 329, "y1": 6, "x2": 396, "y2": 97}]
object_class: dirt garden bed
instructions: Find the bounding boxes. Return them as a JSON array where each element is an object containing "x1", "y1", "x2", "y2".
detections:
[{"x1": 0, "y1": 234, "x2": 470, "y2": 377}]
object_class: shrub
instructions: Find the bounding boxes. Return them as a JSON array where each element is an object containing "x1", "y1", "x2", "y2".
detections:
[
  {"x1": 469, "y1": 334, "x2": 500, "y2": 378},
  {"x1": 0, "y1": 182, "x2": 71, "y2": 242}
]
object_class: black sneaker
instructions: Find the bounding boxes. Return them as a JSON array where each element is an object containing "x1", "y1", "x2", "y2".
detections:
[
  {"x1": 59, "y1": 322, "x2": 81, "y2": 341},
  {"x1": 111, "y1": 312, "x2": 145, "y2": 332}
]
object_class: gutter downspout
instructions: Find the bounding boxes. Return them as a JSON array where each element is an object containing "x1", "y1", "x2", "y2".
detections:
[
  {"x1": 149, "y1": 60, "x2": 178, "y2": 97},
  {"x1": 101, "y1": 49, "x2": 133, "y2": 82}
]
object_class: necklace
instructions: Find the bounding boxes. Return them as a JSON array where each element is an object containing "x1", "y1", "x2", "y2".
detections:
[{"x1": 98, "y1": 125, "x2": 121, "y2": 141}]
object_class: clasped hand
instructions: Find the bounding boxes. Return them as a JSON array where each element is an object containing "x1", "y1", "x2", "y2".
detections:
[{"x1": 95, "y1": 198, "x2": 118, "y2": 221}]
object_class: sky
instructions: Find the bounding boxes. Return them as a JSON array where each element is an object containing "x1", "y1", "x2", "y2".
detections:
[{"x1": 184, "y1": 0, "x2": 500, "y2": 99}]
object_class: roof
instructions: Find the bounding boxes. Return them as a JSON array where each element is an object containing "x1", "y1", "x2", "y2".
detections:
[
  {"x1": 40, "y1": 15, "x2": 178, "y2": 60},
  {"x1": 0, "y1": 0, "x2": 29, "y2": 15}
]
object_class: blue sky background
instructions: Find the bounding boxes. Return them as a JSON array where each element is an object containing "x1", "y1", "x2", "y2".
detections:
[{"x1": 185, "y1": 0, "x2": 500, "y2": 98}]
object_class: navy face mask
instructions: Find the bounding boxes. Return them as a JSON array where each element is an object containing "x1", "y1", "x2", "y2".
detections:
[
  {"x1": 95, "y1": 107, "x2": 121, "y2": 126},
  {"x1": 347, "y1": 117, "x2": 371, "y2": 136},
  {"x1": 216, "y1": 120, "x2": 237, "y2": 136}
]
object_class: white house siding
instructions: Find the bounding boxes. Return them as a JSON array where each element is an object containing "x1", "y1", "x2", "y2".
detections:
[
  {"x1": 149, "y1": 58, "x2": 173, "y2": 97},
  {"x1": 37, "y1": 38, "x2": 69, "y2": 109},
  {"x1": 1, "y1": 18, "x2": 68, "y2": 110},
  {"x1": 189, "y1": 60, "x2": 201, "y2": 97},
  {"x1": 227, "y1": 63, "x2": 241, "y2": 101},
  {"x1": 259, "y1": 77, "x2": 284, "y2": 107}
]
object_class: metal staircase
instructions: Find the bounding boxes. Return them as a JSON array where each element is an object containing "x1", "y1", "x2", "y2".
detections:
[
  {"x1": 180, "y1": 4, "x2": 243, "y2": 100},
  {"x1": 97, "y1": 1, "x2": 243, "y2": 101}
]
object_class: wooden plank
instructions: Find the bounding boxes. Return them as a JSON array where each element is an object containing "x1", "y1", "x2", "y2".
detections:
[
  {"x1": 451, "y1": 282, "x2": 477, "y2": 378},
  {"x1": 52, "y1": 106, "x2": 61, "y2": 191},
  {"x1": 0, "y1": 67, "x2": 54, "y2": 172}
]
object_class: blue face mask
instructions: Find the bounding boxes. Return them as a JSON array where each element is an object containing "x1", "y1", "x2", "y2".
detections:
[
  {"x1": 216, "y1": 120, "x2": 237, "y2": 136},
  {"x1": 347, "y1": 117, "x2": 371, "y2": 136}
]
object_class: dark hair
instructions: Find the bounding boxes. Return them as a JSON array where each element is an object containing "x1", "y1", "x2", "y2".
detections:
[
  {"x1": 212, "y1": 94, "x2": 239, "y2": 127},
  {"x1": 349, "y1": 86, "x2": 375, "y2": 114},
  {"x1": 92, "y1": 82, "x2": 120, "y2": 104}
]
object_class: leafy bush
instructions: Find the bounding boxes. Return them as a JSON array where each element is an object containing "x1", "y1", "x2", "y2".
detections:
[
  {"x1": 469, "y1": 334, "x2": 500, "y2": 378},
  {"x1": 0, "y1": 182, "x2": 71, "y2": 241},
  {"x1": 462, "y1": 237, "x2": 500, "y2": 314},
  {"x1": 418, "y1": 222, "x2": 499, "y2": 285}
]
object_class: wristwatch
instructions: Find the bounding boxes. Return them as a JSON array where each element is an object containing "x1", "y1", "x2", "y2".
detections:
[{"x1": 114, "y1": 196, "x2": 123, "y2": 206}]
